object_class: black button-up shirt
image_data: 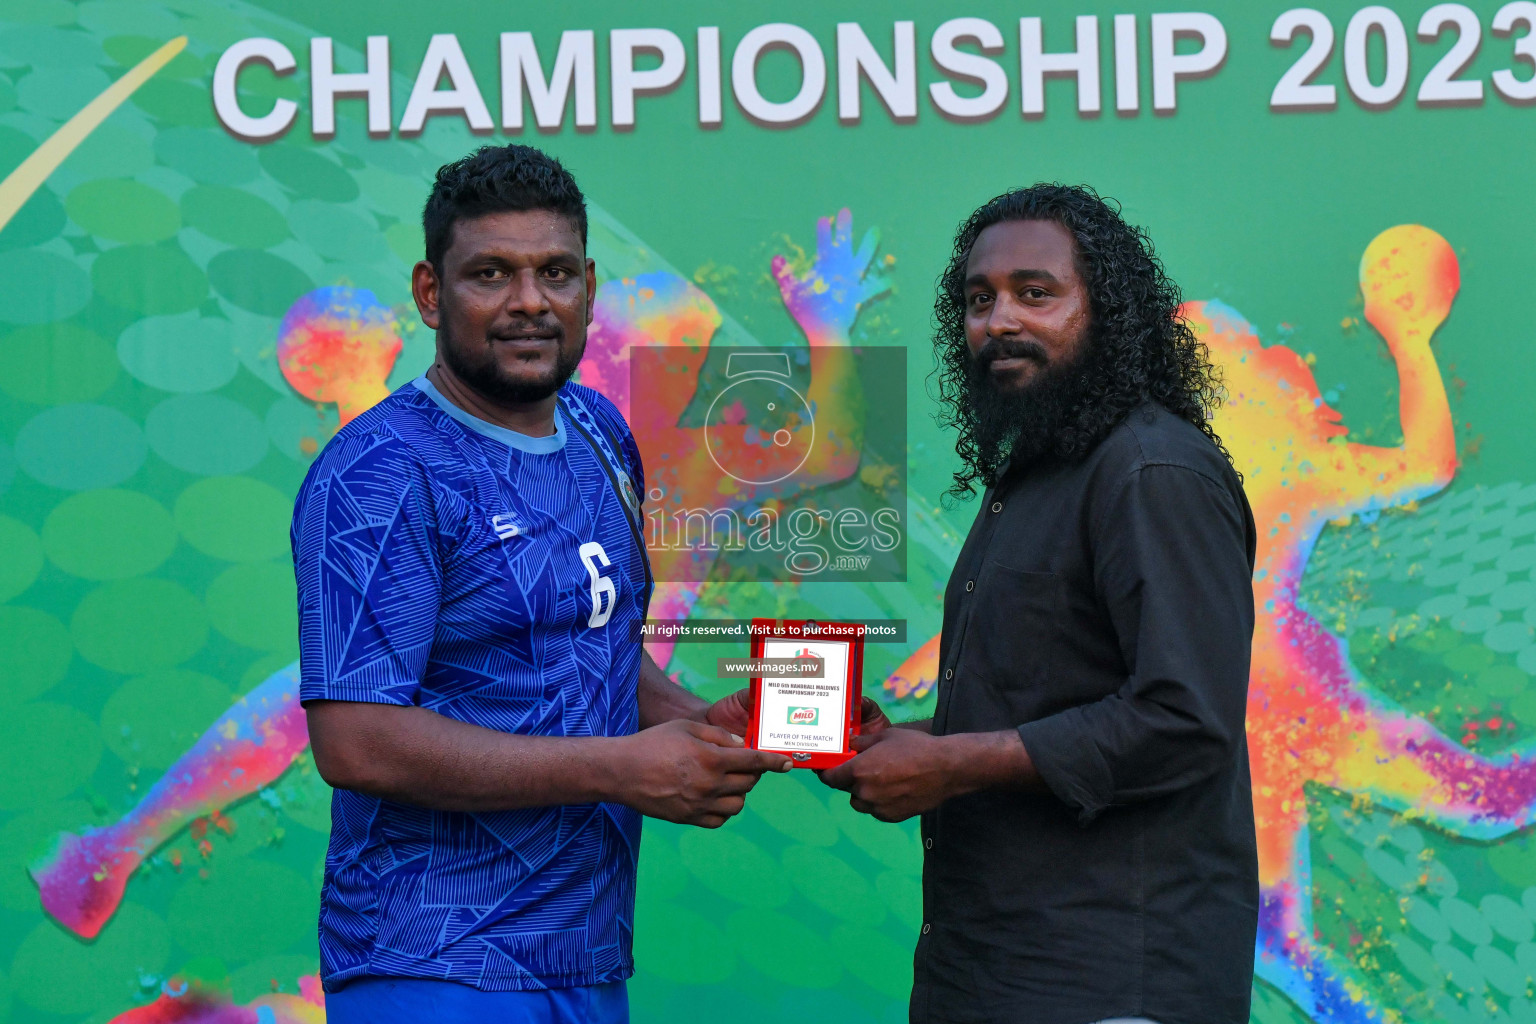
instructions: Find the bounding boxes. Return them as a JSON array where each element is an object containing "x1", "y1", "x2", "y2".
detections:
[{"x1": 914, "y1": 403, "x2": 1260, "y2": 1024}]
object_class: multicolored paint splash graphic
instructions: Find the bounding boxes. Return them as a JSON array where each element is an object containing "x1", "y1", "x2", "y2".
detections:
[
  {"x1": 582, "y1": 206, "x2": 884, "y2": 630},
  {"x1": 105, "y1": 975, "x2": 324, "y2": 1024},
  {"x1": 275, "y1": 287, "x2": 402, "y2": 430},
  {"x1": 31, "y1": 666, "x2": 304, "y2": 941}
]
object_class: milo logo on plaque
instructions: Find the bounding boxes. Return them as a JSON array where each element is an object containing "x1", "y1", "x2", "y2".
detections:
[{"x1": 787, "y1": 707, "x2": 819, "y2": 725}]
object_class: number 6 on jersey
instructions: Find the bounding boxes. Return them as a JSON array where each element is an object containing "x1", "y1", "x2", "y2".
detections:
[{"x1": 579, "y1": 542, "x2": 618, "y2": 628}]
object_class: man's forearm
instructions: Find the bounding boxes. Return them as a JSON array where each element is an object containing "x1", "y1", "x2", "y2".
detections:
[
  {"x1": 308, "y1": 701, "x2": 627, "y2": 813},
  {"x1": 939, "y1": 729, "x2": 1045, "y2": 796},
  {"x1": 637, "y1": 650, "x2": 709, "y2": 728}
]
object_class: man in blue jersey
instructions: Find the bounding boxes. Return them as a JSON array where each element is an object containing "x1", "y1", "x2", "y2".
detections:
[{"x1": 292, "y1": 145, "x2": 793, "y2": 1024}]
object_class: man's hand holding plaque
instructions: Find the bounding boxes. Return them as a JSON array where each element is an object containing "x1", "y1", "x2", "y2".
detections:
[
  {"x1": 707, "y1": 619, "x2": 880, "y2": 769},
  {"x1": 706, "y1": 689, "x2": 889, "y2": 747}
]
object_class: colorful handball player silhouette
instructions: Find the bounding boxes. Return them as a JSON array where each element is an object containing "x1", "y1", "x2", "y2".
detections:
[
  {"x1": 1194, "y1": 226, "x2": 1536, "y2": 1022},
  {"x1": 582, "y1": 207, "x2": 883, "y2": 662}
]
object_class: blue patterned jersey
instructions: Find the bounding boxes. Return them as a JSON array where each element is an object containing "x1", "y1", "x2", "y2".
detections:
[{"x1": 292, "y1": 377, "x2": 652, "y2": 992}]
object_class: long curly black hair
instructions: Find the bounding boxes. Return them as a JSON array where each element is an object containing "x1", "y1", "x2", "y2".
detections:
[{"x1": 933, "y1": 183, "x2": 1229, "y2": 499}]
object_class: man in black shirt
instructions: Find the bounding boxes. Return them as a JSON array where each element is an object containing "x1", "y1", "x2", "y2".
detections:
[{"x1": 821, "y1": 185, "x2": 1259, "y2": 1024}]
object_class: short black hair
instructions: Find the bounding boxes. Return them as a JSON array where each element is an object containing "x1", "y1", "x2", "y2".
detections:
[{"x1": 422, "y1": 145, "x2": 587, "y2": 271}]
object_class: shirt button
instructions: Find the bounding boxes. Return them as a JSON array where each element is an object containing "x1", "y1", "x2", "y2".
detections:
[
  {"x1": 924, "y1": 837, "x2": 933, "y2": 850},
  {"x1": 944, "y1": 668, "x2": 953, "y2": 680},
  {"x1": 991, "y1": 501, "x2": 1003, "y2": 513},
  {"x1": 922, "y1": 923, "x2": 932, "y2": 935},
  {"x1": 965, "y1": 580, "x2": 974, "y2": 592}
]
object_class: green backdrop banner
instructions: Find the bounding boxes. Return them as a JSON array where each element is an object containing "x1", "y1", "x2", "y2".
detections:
[{"x1": 3, "y1": 2, "x2": 1536, "y2": 1022}]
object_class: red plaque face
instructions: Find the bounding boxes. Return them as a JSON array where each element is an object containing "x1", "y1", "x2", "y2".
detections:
[{"x1": 746, "y1": 618, "x2": 865, "y2": 769}]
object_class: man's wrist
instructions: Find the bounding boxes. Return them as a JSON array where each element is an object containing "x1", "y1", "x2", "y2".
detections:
[
  {"x1": 674, "y1": 688, "x2": 710, "y2": 723},
  {"x1": 636, "y1": 662, "x2": 709, "y2": 728},
  {"x1": 585, "y1": 735, "x2": 635, "y2": 805},
  {"x1": 936, "y1": 733, "x2": 984, "y2": 800}
]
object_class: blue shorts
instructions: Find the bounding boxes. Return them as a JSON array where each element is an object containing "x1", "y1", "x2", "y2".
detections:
[{"x1": 326, "y1": 978, "x2": 628, "y2": 1024}]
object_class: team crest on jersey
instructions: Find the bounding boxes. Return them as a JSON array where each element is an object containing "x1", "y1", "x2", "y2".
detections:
[{"x1": 617, "y1": 471, "x2": 641, "y2": 520}]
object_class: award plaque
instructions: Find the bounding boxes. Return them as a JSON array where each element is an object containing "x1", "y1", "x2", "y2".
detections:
[{"x1": 746, "y1": 618, "x2": 865, "y2": 768}]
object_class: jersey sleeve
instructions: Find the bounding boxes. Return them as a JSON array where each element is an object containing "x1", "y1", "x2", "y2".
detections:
[{"x1": 291, "y1": 432, "x2": 444, "y2": 707}]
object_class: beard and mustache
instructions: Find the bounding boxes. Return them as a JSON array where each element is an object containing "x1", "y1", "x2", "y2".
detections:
[
  {"x1": 962, "y1": 331, "x2": 1106, "y2": 477},
  {"x1": 439, "y1": 315, "x2": 586, "y2": 405}
]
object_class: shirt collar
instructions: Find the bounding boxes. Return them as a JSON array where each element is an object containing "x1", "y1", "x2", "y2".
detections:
[{"x1": 411, "y1": 376, "x2": 567, "y2": 454}]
